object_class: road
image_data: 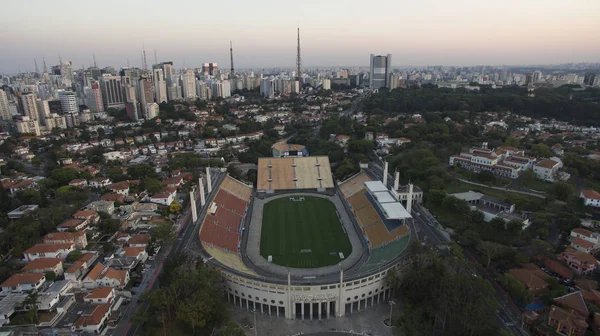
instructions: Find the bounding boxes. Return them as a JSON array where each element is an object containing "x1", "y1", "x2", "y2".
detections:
[
  {"x1": 113, "y1": 168, "x2": 224, "y2": 336},
  {"x1": 365, "y1": 163, "x2": 529, "y2": 336}
]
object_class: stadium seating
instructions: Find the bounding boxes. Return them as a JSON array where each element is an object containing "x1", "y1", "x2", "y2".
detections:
[
  {"x1": 345, "y1": 187, "x2": 409, "y2": 248},
  {"x1": 214, "y1": 190, "x2": 248, "y2": 215},
  {"x1": 220, "y1": 176, "x2": 252, "y2": 201},
  {"x1": 204, "y1": 245, "x2": 257, "y2": 275},
  {"x1": 199, "y1": 178, "x2": 253, "y2": 254},
  {"x1": 339, "y1": 172, "x2": 372, "y2": 198}
]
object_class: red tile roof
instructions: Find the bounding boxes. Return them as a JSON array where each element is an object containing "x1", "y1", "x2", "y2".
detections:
[
  {"x1": 572, "y1": 237, "x2": 595, "y2": 249},
  {"x1": 581, "y1": 189, "x2": 600, "y2": 200},
  {"x1": 1, "y1": 273, "x2": 44, "y2": 287},
  {"x1": 128, "y1": 234, "x2": 150, "y2": 246},
  {"x1": 24, "y1": 243, "x2": 73, "y2": 254},
  {"x1": 536, "y1": 159, "x2": 559, "y2": 169},
  {"x1": 85, "y1": 287, "x2": 114, "y2": 300},
  {"x1": 75, "y1": 303, "x2": 111, "y2": 328},
  {"x1": 572, "y1": 228, "x2": 594, "y2": 237},
  {"x1": 21, "y1": 258, "x2": 62, "y2": 271}
]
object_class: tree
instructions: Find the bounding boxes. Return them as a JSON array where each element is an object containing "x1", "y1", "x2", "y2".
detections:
[
  {"x1": 128, "y1": 164, "x2": 158, "y2": 180},
  {"x1": 50, "y1": 167, "x2": 80, "y2": 186},
  {"x1": 478, "y1": 241, "x2": 504, "y2": 268},
  {"x1": 547, "y1": 181, "x2": 575, "y2": 201},
  {"x1": 531, "y1": 143, "x2": 553, "y2": 158},
  {"x1": 143, "y1": 178, "x2": 163, "y2": 194},
  {"x1": 169, "y1": 200, "x2": 182, "y2": 213},
  {"x1": 216, "y1": 322, "x2": 245, "y2": 336},
  {"x1": 504, "y1": 136, "x2": 520, "y2": 147},
  {"x1": 66, "y1": 250, "x2": 83, "y2": 262}
]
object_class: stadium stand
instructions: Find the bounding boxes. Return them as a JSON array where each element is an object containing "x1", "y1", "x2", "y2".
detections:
[
  {"x1": 220, "y1": 176, "x2": 252, "y2": 201},
  {"x1": 204, "y1": 245, "x2": 257, "y2": 276},
  {"x1": 359, "y1": 236, "x2": 410, "y2": 273},
  {"x1": 257, "y1": 156, "x2": 334, "y2": 192},
  {"x1": 214, "y1": 190, "x2": 248, "y2": 216},
  {"x1": 346, "y1": 188, "x2": 409, "y2": 248},
  {"x1": 339, "y1": 172, "x2": 372, "y2": 198},
  {"x1": 200, "y1": 176, "x2": 252, "y2": 254}
]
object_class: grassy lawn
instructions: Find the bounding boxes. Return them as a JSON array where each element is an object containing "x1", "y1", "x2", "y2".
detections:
[
  {"x1": 260, "y1": 196, "x2": 352, "y2": 268},
  {"x1": 518, "y1": 176, "x2": 552, "y2": 192},
  {"x1": 445, "y1": 181, "x2": 517, "y2": 201}
]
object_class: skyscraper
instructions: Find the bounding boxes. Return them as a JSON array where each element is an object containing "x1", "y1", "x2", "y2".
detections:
[
  {"x1": 260, "y1": 78, "x2": 275, "y2": 98},
  {"x1": 85, "y1": 82, "x2": 104, "y2": 112},
  {"x1": 202, "y1": 63, "x2": 218, "y2": 76},
  {"x1": 153, "y1": 68, "x2": 167, "y2": 103},
  {"x1": 369, "y1": 54, "x2": 392, "y2": 90},
  {"x1": 58, "y1": 90, "x2": 78, "y2": 114},
  {"x1": 36, "y1": 99, "x2": 50, "y2": 120},
  {"x1": 100, "y1": 75, "x2": 126, "y2": 109},
  {"x1": 21, "y1": 92, "x2": 39, "y2": 120},
  {"x1": 0, "y1": 89, "x2": 11, "y2": 120},
  {"x1": 182, "y1": 69, "x2": 197, "y2": 99},
  {"x1": 138, "y1": 76, "x2": 155, "y2": 117}
]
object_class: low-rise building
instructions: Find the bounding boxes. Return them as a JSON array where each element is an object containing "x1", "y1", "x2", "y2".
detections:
[
  {"x1": 533, "y1": 158, "x2": 566, "y2": 182},
  {"x1": 23, "y1": 243, "x2": 75, "y2": 261},
  {"x1": 127, "y1": 234, "x2": 151, "y2": 248},
  {"x1": 21, "y1": 258, "x2": 64, "y2": 276},
  {"x1": 88, "y1": 200, "x2": 116, "y2": 215},
  {"x1": 580, "y1": 189, "x2": 600, "y2": 207},
  {"x1": 559, "y1": 248, "x2": 599, "y2": 276},
  {"x1": 7, "y1": 205, "x2": 39, "y2": 219},
  {"x1": 43, "y1": 231, "x2": 88, "y2": 249},
  {"x1": 148, "y1": 193, "x2": 174, "y2": 206},
  {"x1": 508, "y1": 264, "x2": 550, "y2": 295},
  {"x1": 450, "y1": 191, "x2": 529, "y2": 228},
  {"x1": 570, "y1": 228, "x2": 600, "y2": 254},
  {"x1": 1, "y1": 273, "x2": 45, "y2": 293}
]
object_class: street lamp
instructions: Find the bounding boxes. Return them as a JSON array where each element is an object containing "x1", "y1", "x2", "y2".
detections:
[
  {"x1": 252, "y1": 309, "x2": 258, "y2": 336},
  {"x1": 388, "y1": 300, "x2": 396, "y2": 327}
]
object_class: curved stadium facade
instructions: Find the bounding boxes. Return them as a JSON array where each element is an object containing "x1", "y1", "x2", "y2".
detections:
[{"x1": 197, "y1": 156, "x2": 412, "y2": 320}]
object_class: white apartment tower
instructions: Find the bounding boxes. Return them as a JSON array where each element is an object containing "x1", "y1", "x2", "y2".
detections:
[
  {"x1": 153, "y1": 68, "x2": 167, "y2": 103},
  {"x1": 58, "y1": 91, "x2": 78, "y2": 114},
  {"x1": 0, "y1": 89, "x2": 11, "y2": 120},
  {"x1": 182, "y1": 69, "x2": 197, "y2": 99}
]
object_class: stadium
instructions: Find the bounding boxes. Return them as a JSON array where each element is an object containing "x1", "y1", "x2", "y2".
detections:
[{"x1": 196, "y1": 155, "x2": 417, "y2": 320}]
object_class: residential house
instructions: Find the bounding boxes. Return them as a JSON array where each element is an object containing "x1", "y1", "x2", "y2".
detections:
[
  {"x1": 106, "y1": 181, "x2": 129, "y2": 196},
  {"x1": 43, "y1": 231, "x2": 88, "y2": 249},
  {"x1": 559, "y1": 247, "x2": 599, "y2": 275},
  {"x1": 149, "y1": 193, "x2": 174, "y2": 206},
  {"x1": 23, "y1": 243, "x2": 74, "y2": 261},
  {"x1": 127, "y1": 234, "x2": 151, "y2": 248},
  {"x1": 64, "y1": 261, "x2": 87, "y2": 286},
  {"x1": 547, "y1": 305, "x2": 587, "y2": 336},
  {"x1": 83, "y1": 287, "x2": 115, "y2": 305},
  {"x1": 508, "y1": 264, "x2": 550, "y2": 294},
  {"x1": 72, "y1": 209, "x2": 100, "y2": 226},
  {"x1": 570, "y1": 228, "x2": 600, "y2": 254},
  {"x1": 57, "y1": 219, "x2": 86, "y2": 232},
  {"x1": 82, "y1": 264, "x2": 130, "y2": 289},
  {"x1": 100, "y1": 192, "x2": 125, "y2": 204},
  {"x1": 162, "y1": 175, "x2": 183, "y2": 188},
  {"x1": 554, "y1": 291, "x2": 589, "y2": 319},
  {"x1": 543, "y1": 258, "x2": 574, "y2": 280},
  {"x1": 73, "y1": 303, "x2": 112, "y2": 334},
  {"x1": 580, "y1": 189, "x2": 600, "y2": 208},
  {"x1": 1, "y1": 273, "x2": 45, "y2": 293},
  {"x1": 88, "y1": 178, "x2": 112, "y2": 188},
  {"x1": 7, "y1": 205, "x2": 39, "y2": 219},
  {"x1": 88, "y1": 200, "x2": 115, "y2": 215},
  {"x1": 120, "y1": 247, "x2": 148, "y2": 263},
  {"x1": 21, "y1": 258, "x2": 64, "y2": 276},
  {"x1": 533, "y1": 159, "x2": 562, "y2": 182},
  {"x1": 68, "y1": 179, "x2": 88, "y2": 188}
]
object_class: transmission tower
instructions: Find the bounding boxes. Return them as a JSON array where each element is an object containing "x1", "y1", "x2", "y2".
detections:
[
  {"x1": 296, "y1": 27, "x2": 302, "y2": 82},
  {"x1": 230, "y1": 41, "x2": 235, "y2": 78}
]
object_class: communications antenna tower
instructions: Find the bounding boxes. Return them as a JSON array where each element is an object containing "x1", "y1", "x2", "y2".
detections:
[
  {"x1": 296, "y1": 27, "x2": 302, "y2": 82},
  {"x1": 230, "y1": 41, "x2": 235, "y2": 78}
]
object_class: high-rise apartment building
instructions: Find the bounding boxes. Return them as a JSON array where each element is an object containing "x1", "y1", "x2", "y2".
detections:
[
  {"x1": 138, "y1": 76, "x2": 154, "y2": 116},
  {"x1": 182, "y1": 69, "x2": 197, "y2": 99},
  {"x1": 584, "y1": 73, "x2": 597, "y2": 86},
  {"x1": 196, "y1": 82, "x2": 208, "y2": 100},
  {"x1": 389, "y1": 73, "x2": 401, "y2": 90},
  {"x1": 21, "y1": 93, "x2": 39, "y2": 120},
  {"x1": 162, "y1": 62, "x2": 174, "y2": 86},
  {"x1": 321, "y1": 79, "x2": 331, "y2": 90},
  {"x1": 0, "y1": 89, "x2": 11, "y2": 120},
  {"x1": 202, "y1": 63, "x2": 218, "y2": 76},
  {"x1": 85, "y1": 82, "x2": 104, "y2": 112},
  {"x1": 260, "y1": 78, "x2": 275, "y2": 98},
  {"x1": 100, "y1": 75, "x2": 126, "y2": 109},
  {"x1": 153, "y1": 69, "x2": 167, "y2": 103},
  {"x1": 145, "y1": 103, "x2": 159, "y2": 119},
  {"x1": 36, "y1": 99, "x2": 50, "y2": 121},
  {"x1": 16, "y1": 116, "x2": 41, "y2": 136},
  {"x1": 369, "y1": 54, "x2": 392, "y2": 90},
  {"x1": 58, "y1": 91, "x2": 78, "y2": 114}
]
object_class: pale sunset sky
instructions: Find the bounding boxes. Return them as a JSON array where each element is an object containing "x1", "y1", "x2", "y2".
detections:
[{"x1": 0, "y1": 0, "x2": 599, "y2": 73}]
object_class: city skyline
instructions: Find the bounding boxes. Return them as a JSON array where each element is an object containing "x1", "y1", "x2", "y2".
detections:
[{"x1": 1, "y1": 0, "x2": 600, "y2": 74}]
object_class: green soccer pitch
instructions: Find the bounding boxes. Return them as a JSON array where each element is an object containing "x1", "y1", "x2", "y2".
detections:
[{"x1": 259, "y1": 196, "x2": 352, "y2": 268}]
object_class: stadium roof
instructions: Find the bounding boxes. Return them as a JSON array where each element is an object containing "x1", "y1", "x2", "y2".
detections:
[
  {"x1": 380, "y1": 202, "x2": 412, "y2": 219},
  {"x1": 364, "y1": 180, "x2": 412, "y2": 219},
  {"x1": 364, "y1": 181, "x2": 388, "y2": 193}
]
